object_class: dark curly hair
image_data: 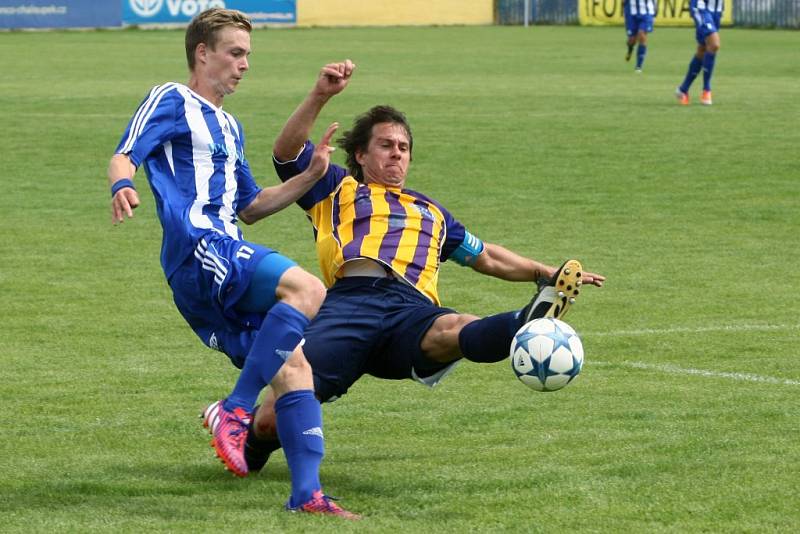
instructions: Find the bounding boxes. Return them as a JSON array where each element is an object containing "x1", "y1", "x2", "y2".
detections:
[{"x1": 337, "y1": 105, "x2": 413, "y2": 182}]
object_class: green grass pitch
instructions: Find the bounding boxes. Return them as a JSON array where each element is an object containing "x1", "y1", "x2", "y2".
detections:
[{"x1": 1, "y1": 24, "x2": 798, "y2": 532}]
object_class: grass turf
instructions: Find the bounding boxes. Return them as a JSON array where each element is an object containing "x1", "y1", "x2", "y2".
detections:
[{"x1": 1, "y1": 24, "x2": 798, "y2": 532}]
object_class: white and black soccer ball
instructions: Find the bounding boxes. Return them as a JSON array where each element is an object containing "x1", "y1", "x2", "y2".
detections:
[{"x1": 510, "y1": 317, "x2": 584, "y2": 392}]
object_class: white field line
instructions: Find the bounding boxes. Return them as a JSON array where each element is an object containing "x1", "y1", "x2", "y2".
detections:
[
  {"x1": 583, "y1": 323, "x2": 800, "y2": 337},
  {"x1": 584, "y1": 323, "x2": 800, "y2": 386},
  {"x1": 591, "y1": 360, "x2": 800, "y2": 386}
]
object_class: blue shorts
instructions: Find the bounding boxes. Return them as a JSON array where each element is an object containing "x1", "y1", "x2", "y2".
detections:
[
  {"x1": 302, "y1": 276, "x2": 457, "y2": 402},
  {"x1": 693, "y1": 9, "x2": 721, "y2": 44},
  {"x1": 625, "y1": 13, "x2": 654, "y2": 36},
  {"x1": 169, "y1": 232, "x2": 296, "y2": 367}
]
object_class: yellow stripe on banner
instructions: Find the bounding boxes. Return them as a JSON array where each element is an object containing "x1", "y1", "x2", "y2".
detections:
[
  {"x1": 578, "y1": 0, "x2": 733, "y2": 27},
  {"x1": 298, "y1": 0, "x2": 493, "y2": 27}
]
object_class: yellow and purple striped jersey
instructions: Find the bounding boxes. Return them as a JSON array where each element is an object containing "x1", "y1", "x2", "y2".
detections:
[{"x1": 274, "y1": 142, "x2": 468, "y2": 305}]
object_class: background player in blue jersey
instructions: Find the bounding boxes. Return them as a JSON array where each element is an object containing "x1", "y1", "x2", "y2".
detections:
[
  {"x1": 241, "y1": 61, "x2": 606, "y2": 471},
  {"x1": 676, "y1": 0, "x2": 724, "y2": 105},
  {"x1": 107, "y1": 9, "x2": 358, "y2": 519},
  {"x1": 623, "y1": 0, "x2": 656, "y2": 73}
]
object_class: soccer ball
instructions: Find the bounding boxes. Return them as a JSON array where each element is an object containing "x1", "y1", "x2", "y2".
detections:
[{"x1": 510, "y1": 317, "x2": 584, "y2": 392}]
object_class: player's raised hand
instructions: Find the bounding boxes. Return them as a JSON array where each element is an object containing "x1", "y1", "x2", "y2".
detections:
[
  {"x1": 314, "y1": 60, "x2": 355, "y2": 97},
  {"x1": 307, "y1": 122, "x2": 339, "y2": 180},
  {"x1": 111, "y1": 186, "x2": 140, "y2": 225},
  {"x1": 581, "y1": 269, "x2": 605, "y2": 288}
]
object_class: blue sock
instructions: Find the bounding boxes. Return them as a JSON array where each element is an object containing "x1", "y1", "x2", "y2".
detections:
[
  {"x1": 457, "y1": 311, "x2": 519, "y2": 363},
  {"x1": 224, "y1": 302, "x2": 309, "y2": 412},
  {"x1": 679, "y1": 56, "x2": 703, "y2": 93},
  {"x1": 636, "y1": 45, "x2": 647, "y2": 69},
  {"x1": 702, "y1": 52, "x2": 716, "y2": 91},
  {"x1": 276, "y1": 390, "x2": 324, "y2": 507}
]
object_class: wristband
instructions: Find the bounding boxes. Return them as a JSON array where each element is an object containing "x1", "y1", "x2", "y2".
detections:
[{"x1": 111, "y1": 178, "x2": 135, "y2": 197}]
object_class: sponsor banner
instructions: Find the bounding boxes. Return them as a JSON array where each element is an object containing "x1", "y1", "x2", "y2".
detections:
[
  {"x1": 297, "y1": 0, "x2": 493, "y2": 27},
  {"x1": 123, "y1": 0, "x2": 296, "y2": 26},
  {"x1": 0, "y1": 0, "x2": 121, "y2": 28},
  {"x1": 578, "y1": 0, "x2": 733, "y2": 27}
]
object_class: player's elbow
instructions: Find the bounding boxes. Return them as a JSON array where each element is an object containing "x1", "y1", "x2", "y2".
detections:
[
  {"x1": 272, "y1": 147, "x2": 296, "y2": 164},
  {"x1": 238, "y1": 209, "x2": 256, "y2": 225}
]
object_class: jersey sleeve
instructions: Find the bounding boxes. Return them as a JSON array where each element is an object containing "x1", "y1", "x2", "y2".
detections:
[
  {"x1": 233, "y1": 120, "x2": 262, "y2": 212},
  {"x1": 273, "y1": 140, "x2": 347, "y2": 211},
  {"x1": 236, "y1": 159, "x2": 261, "y2": 212},
  {"x1": 115, "y1": 84, "x2": 178, "y2": 168}
]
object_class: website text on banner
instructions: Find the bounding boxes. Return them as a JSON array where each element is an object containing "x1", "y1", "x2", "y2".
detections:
[
  {"x1": 123, "y1": 0, "x2": 296, "y2": 25},
  {"x1": 578, "y1": 0, "x2": 733, "y2": 26},
  {"x1": 0, "y1": 0, "x2": 120, "y2": 28}
]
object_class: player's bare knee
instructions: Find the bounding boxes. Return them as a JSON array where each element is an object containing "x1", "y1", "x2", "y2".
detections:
[
  {"x1": 276, "y1": 268, "x2": 326, "y2": 318},
  {"x1": 422, "y1": 313, "x2": 477, "y2": 361},
  {"x1": 271, "y1": 349, "x2": 314, "y2": 395}
]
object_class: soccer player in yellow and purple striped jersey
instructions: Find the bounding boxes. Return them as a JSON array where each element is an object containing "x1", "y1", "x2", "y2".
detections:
[{"x1": 242, "y1": 61, "x2": 605, "y2": 471}]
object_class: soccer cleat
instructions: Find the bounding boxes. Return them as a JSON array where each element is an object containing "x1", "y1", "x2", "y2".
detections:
[
  {"x1": 244, "y1": 431, "x2": 282, "y2": 473},
  {"x1": 635, "y1": 68, "x2": 642, "y2": 74},
  {"x1": 520, "y1": 259, "x2": 583, "y2": 323},
  {"x1": 675, "y1": 88, "x2": 689, "y2": 106},
  {"x1": 701, "y1": 90, "x2": 713, "y2": 106},
  {"x1": 202, "y1": 400, "x2": 251, "y2": 477},
  {"x1": 286, "y1": 490, "x2": 362, "y2": 520}
]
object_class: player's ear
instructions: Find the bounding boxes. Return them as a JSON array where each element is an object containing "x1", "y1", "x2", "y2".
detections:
[
  {"x1": 195, "y1": 42, "x2": 207, "y2": 66},
  {"x1": 355, "y1": 149, "x2": 366, "y2": 166}
]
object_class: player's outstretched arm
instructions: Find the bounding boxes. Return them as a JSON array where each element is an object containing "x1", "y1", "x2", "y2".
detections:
[
  {"x1": 108, "y1": 153, "x2": 140, "y2": 225},
  {"x1": 471, "y1": 242, "x2": 605, "y2": 287},
  {"x1": 273, "y1": 60, "x2": 355, "y2": 162},
  {"x1": 240, "y1": 122, "x2": 339, "y2": 224}
]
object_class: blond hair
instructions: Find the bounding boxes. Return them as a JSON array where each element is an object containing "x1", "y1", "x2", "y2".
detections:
[{"x1": 185, "y1": 8, "x2": 252, "y2": 70}]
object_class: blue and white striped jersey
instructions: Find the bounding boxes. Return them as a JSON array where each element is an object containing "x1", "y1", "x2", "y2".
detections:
[
  {"x1": 625, "y1": 0, "x2": 657, "y2": 16},
  {"x1": 691, "y1": 0, "x2": 724, "y2": 13},
  {"x1": 116, "y1": 83, "x2": 261, "y2": 279}
]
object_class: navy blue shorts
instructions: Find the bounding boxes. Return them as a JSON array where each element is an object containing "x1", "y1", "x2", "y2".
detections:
[
  {"x1": 693, "y1": 10, "x2": 721, "y2": 44},
  {"x1": 625, "y1": 13, "x2": 654, "y2": 36},
  {"x1": 303, "y1": 276, "x2": 457, "y2": 402}
]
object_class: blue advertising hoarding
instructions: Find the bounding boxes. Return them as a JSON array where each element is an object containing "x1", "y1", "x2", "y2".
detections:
[
  {"x1": 123, "y1": 0, "x2": 296, "y2": 25},
  {"x1": 0, "y1": 0, "x2": 121, "y2": 28}
]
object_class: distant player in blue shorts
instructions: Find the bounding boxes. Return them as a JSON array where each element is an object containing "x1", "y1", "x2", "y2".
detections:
[
  {"x1": 676, "y1": 0, "x2": 724, "y2": 105},
  {"x1": 624, "y1": 0, "x2": 656, "y2": 72},
  {"x1": 240, "y1": 61, "x2": 606, "y2": 471},
  {"x1": 107, "y1": 8, "x2": 358, "y2": 519}
]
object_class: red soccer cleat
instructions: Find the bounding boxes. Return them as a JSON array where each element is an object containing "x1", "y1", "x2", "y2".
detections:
[
  {"x1": 202, "y1": 400, "x2": 251, "y2": 477},
  {"x1": 286, "y1": 490, "x2": 362, "y2": 520},
  {"x1": 675, "y1": 88, "x2": 690, "y2": 106}
]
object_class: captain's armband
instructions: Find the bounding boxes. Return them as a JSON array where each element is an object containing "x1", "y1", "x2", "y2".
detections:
[{"x1": 450, "y1": 231, "x2": 485, "y2": 267}]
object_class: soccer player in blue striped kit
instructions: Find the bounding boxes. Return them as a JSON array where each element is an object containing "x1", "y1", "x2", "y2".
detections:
[
  {"x1": 241, "y1": 61, "x2": 606, "y2": 471},
  {"x1": 676, "y1": 0, "x2": 724, "y2": 105},
  {"x1": 107, "y1": 8, "x2": 358, "y2": 519},
  {"x1": 623, "y1": 0, "x2": 656, "y2": 73}
]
